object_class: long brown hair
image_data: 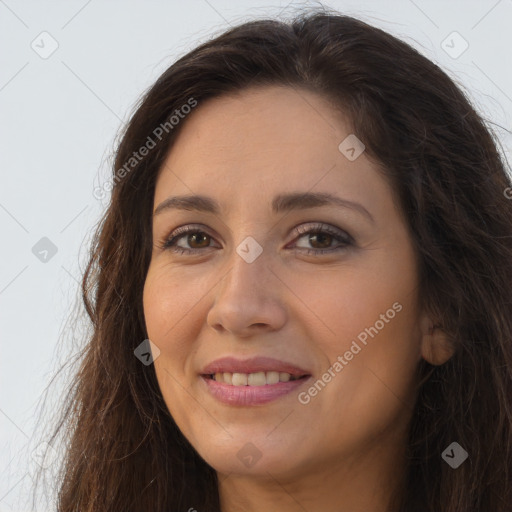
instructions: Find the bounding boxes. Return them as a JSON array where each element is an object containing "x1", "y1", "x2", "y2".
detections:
[{"x1": 49, "y1": 7, "x2": 512, "y2": 511}]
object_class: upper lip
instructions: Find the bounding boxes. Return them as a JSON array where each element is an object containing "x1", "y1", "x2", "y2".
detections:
[{"x1": 201, "y1": 356, "x2": 311, "y2": 377}]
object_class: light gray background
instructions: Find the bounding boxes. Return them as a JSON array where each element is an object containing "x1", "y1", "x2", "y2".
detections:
[{"x1": 1, "y1": 1, "x2": 511, "y2": 510}]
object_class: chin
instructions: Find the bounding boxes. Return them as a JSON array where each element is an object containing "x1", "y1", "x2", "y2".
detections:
[{"x1": 192, "y1": 431, "x2": 308, "y2": 477}]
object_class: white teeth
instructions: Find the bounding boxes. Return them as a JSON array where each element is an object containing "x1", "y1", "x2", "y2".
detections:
[
  {"x1": 232, "y1": 373, "x2": 248, "y2": 386},
  {"x1": 247, "y1": 372, "x2": 266, "y2": 386},
  {"x1": 211, "y1": 371, "x2": 302, "y2": 385},
  {"x1": 266, "y1": 371, "x2": 280, "y2": 385}
]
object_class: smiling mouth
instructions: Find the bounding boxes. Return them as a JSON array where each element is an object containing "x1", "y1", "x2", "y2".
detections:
[{"x1": 203, "y1": 371, "x2": 310, "y2": 386}]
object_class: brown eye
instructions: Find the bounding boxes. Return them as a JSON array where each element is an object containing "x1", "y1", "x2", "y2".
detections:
[
  {"x1": 186, "y1": 232, "x2": 211, "y2": 249},
  {"x1": 307, "y1": 232, "x2": 334, "y2": 249},
  {"x1": 161, "y1": 222, "x2": 353, "y2": 256},
  {"x1": 292, "y1": 223, "x2": 353, "y2": 255},
  {"x1": 161, "y1": 225, "x2": 218, "y2": 254}
]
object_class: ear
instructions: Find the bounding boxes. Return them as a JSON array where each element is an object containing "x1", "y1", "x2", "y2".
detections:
[{"x1": 419, "y1": 312, "x2": 455, "y2": 365}]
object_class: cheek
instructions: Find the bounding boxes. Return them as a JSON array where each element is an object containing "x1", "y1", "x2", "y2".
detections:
[
  {"x1": 142, "y1": 264, "x2": 207, "y2": 420},
  {"x1": 288, "y1": 248, "x2": 421, "y2": 407},
  {"x1": 143, "y1": 263, "x2": 205, "y2": 356},
  {"x1": 143, "y1": 265, "x2": 206, "y2": 432},
  {"x1": 286, "y1": 279, "x2": 420, "y2": 459},
  {"x1": 284, "y1": 251, "x2": 419, "y2": 353}
]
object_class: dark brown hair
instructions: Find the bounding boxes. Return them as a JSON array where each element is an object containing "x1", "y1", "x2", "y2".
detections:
[{"x1": 49, "y1": 7, "x2": 512, "y2": 511}]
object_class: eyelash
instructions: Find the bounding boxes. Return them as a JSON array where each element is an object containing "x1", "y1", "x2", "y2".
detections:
[{"x1": 159, "y1": 222, "x2": 353, "y2": 257}]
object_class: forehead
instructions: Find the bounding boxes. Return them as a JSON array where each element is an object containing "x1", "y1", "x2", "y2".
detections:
[
  {"x1": 154, "y1": 85, "x2": 390, "y2": 216},
  {"x1": 163, "y1": 85, "x2": 347, "y2": 166}
]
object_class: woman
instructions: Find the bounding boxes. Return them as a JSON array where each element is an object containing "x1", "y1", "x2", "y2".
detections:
[{"x1": 52, "y1": 8, "x2": 512, "y2": 512}]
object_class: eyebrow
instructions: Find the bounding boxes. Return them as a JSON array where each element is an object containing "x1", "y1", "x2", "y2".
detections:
[{"x1": 153, "y1": 192, "x2": 374, "y2": 223}]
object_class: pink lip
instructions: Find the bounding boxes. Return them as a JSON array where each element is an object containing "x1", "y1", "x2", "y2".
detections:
[
  {"x1": 201, "y1": 356, "x2": 310, "y2": 377},
  {"x1": 200, "y1": 356, "x2": 312, "y2": 406},
  {"x1": 201, "y1": 375, "x2": 311, "y2": 406}
]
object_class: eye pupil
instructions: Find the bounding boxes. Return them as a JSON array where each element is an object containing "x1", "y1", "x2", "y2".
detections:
[
  {"x1": 190, "y1": 233, "x2": 210, "y2": 248},
  {"x1": 310, "y1": 233, "x2": 332, "y2": 249}
]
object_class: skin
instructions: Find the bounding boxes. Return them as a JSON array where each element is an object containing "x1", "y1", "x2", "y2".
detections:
[{"x1": 143, "y1": 85, "x2": 452, "y2": 512}]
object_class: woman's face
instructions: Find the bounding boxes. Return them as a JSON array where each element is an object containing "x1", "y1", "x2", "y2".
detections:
[{"x1": 143, "y1": 85, "x2": 426, "y2": 480}]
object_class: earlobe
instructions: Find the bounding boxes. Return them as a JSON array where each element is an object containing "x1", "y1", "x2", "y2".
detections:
[{"x1": 419, "y1": 314, "x2": 455, "y2": 366}]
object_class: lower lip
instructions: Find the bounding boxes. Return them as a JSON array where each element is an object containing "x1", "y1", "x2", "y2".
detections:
[{"x1": 201, "y1": 375, "x2": 311, "y2": 406}]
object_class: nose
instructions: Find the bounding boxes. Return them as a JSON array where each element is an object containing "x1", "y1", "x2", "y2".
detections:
[{"x1": 206, "y1": 244, "x2": 287, "y2": 337}]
